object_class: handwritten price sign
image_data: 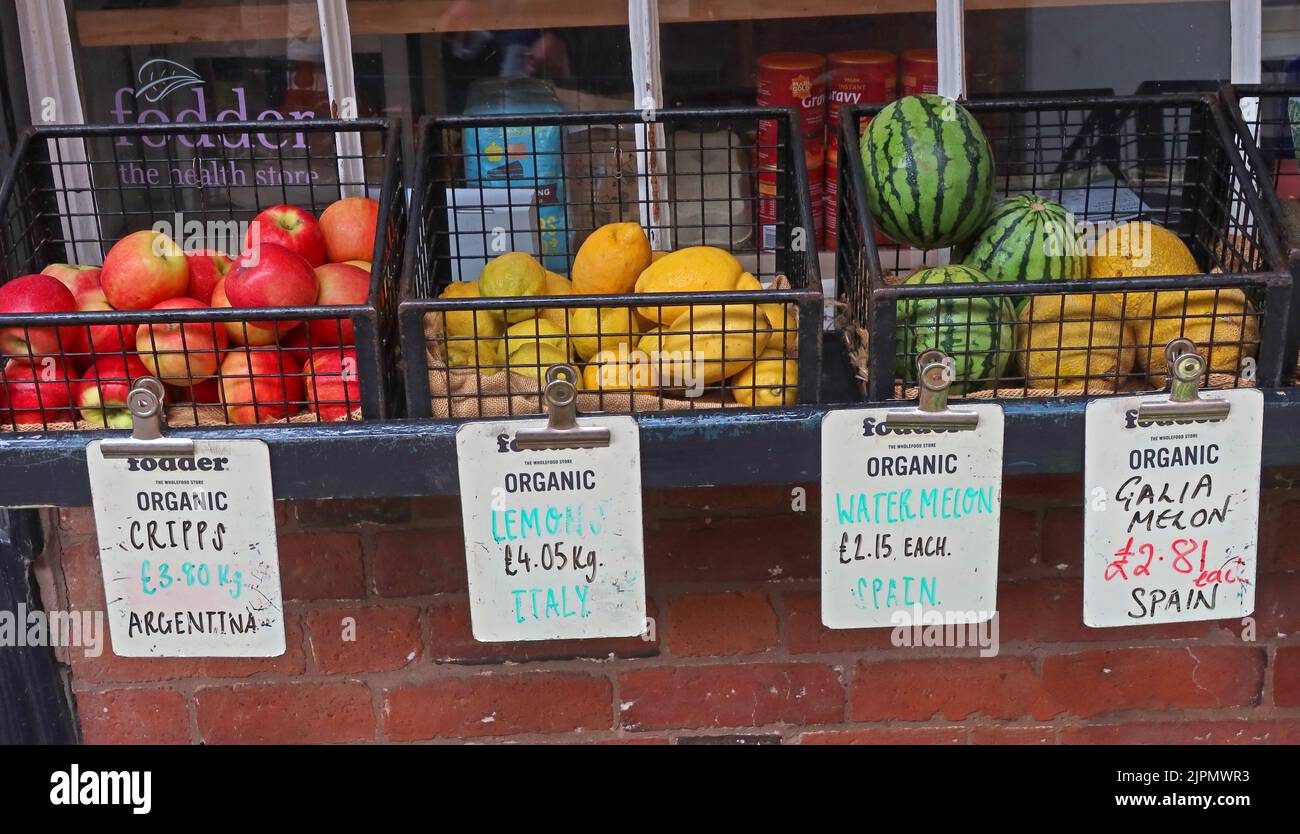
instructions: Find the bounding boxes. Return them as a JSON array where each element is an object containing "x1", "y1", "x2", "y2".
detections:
[
  {"x1": 86, "y1": 439, "x2": 285, "y2": 657},
  {"x1": 455, "y1": 416, "x2": 645, "y2": 642},
  {"x1": 1083, "y1": 390, "x2": 1261, "y2": 627},
  {"x1": 820, "y1": 405, "x2": 1004, "y2": 629}
]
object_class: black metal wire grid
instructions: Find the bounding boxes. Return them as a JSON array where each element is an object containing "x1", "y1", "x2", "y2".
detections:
[
  {"x1": 398, "y1": 108, "x2": 823, "y2": 419},
  {"x1": 838, "y1": 92, "x2": 1291, "y2": 401},
  {"x1": 0, "y1": 118, "x2": 405, "y2": 430},
  {"x1": 1219, "y1": 83, "x2": 1300, "y2": 382}
]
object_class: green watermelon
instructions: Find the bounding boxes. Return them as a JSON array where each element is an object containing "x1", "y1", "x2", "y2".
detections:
[
  {"x1": 894, "y1": 264, "x2": 1014, "y2": 394},
  {"x1": 955, "y1": 194, "x2": 1086, "y2": 284},
  {"x1": 861, "y1": 94, "x2": 995, "y2": 250}
]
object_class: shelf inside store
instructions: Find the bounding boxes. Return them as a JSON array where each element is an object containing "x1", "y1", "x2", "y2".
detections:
[
  {"x1": 73, "y1": 0, "x2": 1219, "y2": 48},
  {"x1": 1, "y1": 336, "x2": 1298, "y2": 507}
]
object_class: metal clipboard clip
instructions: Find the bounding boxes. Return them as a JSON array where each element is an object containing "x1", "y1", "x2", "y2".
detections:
[
  {"x1": 513, "y1": 365, "x2": 612, "y2": 450},
  {"x1": 884, "y1": 349, "x2": 980, "y2": 431},
  {"x1": 98, "y1": 377, "x2": 196, "y2": 458},
  {"x1": 1134, "y1": 338, "x2": 1231, "y2": 423}
]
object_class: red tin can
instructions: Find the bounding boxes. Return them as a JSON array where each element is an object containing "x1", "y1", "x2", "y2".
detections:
[
  {"x1": 826, "y1": 51, "x2": 897, "y2": 249},
  {"x1": 757, "y1": 52, "x2": 827, "y2": 248},
  {"x1": 901, "y1": 48, "x2": 939, "y2": 97}
]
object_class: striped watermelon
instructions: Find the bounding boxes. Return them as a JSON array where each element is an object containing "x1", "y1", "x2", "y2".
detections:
[
  {"x1": 955, "y1": 194, "x2": 1086, "y2": 284},
  {"x1": 894, "y1": 264, "x2": 1014, "y2": 394},
  {"x1": 861, "y1": 94, "x2": 995, "y2": 250}
]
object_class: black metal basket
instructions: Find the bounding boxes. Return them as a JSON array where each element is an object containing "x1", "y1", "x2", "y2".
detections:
[
  {"x1": 1219, "y1": 82, "x2": 1300, "y2": 380},
  {"x1": 837, "y1": 92, "x2": 1292, "y2": 401},
  {"x1": 0, "y1": 118, "x2": 405, "y2": 430},
  {"x1": 399, "y1": 108, "x2": 823, "y2": 419}
]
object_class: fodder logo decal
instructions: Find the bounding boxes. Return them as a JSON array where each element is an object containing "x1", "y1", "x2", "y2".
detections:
[
  {"x1": 109, "y1": 57, "x2": 320, "y2": 187},
  {"x1": 134, "y1": 58, "x2": 203, "y2": 103}
]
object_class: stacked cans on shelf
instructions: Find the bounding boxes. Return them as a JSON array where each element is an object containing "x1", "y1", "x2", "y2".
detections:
[{"x1": 756, "y1": 48, "x2": 937, "y2": 251}]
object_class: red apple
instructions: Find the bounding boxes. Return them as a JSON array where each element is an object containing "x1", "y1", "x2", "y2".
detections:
[
  {"x1": 135, "y1": 297, "x2": 229, "y2": 384},
  {"x1": 38, "y1": 265, "x2": 138, "y2": 359},
  {"x1": 244, "y1": 205, "x2": 326, "y2": 267},
  {"x1": 184, "y1": 250, "x2": 234, "y2": 305},
  {"x1": 305, "y1": 348, "x2": 361, "y2": 421},
  {"x1": 76, "y1": 354, "x2": 151, "y2": 428},
  {"x1": 344, "y1": 260, "x2": 371, "y2": 272},
  {"x1": 101, "y1": 230, "x2": 190, "y2": 310},
  {"x1": 319, "y1": 197, "x2": 379, "y2": 263},
  {"x1": 175, "y1": 377, "x2": 222, "y2": 405},
  {"x1": 0, "y1": 356, "x2": 75, "y2": 425},
  {"x1": 79, "y1": 301, "x2": 136, "y2": 358},
  {"x1": 211, "y1": 277, "x2": 301, "y2": 346},
  {"x1": 308, "y1": 262, "x2": 368, "y2": 344},
  {"x1": 42, "y1": 264, "x2": 102, "y2": 301},
  {"x1": 221, "y1": 243, "x2": 316, "y2": 345},
  {"x1": 226, "y1": 243, "x2": 319, "y2": 308},
  {"x1": 0, "y1": 274, "x2": 79, "y2": 357},
  {"x1": 219, "y1": 349, "x2": 304, "y2": 424}
]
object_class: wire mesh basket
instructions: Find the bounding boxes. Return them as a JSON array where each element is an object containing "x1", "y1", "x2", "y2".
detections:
[
  {"x1": 837, "y1": 92, "x2": 1292, "y2": 401},
  {"x1": 1219, "y1": 83, "x2": 1300, "y2": 381},
  {"x1": 0, "y1": 119, "x2": 405, "y2": 431},
  {"x1": 399, "y1": 108, "x2": 823, "y2": 419}
]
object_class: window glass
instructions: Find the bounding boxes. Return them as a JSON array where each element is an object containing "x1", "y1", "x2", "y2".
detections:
[
  {"x1": 967, "y1": 1, "x2": 1231, "y2": 97},
  {"x1": 53, "y1": 1, "x2": 384, "y2": 251},
  {"x1": 660, "y1": 3, "x2": 938, "y2": 254},
  {"x1": 68, "y1": 1, "x2": 330, "y2": 129},
  {"x1": 347, "y1": 0, "x2": 635, "y2": 163},
  {"x1": 1264, "y1": 0, "x2": 1300, "y2": 80}
]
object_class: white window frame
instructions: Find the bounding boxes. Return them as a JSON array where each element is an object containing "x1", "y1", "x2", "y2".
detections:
[{"x1": 13, "y1": 0, "x2": 365, "y2": 264}]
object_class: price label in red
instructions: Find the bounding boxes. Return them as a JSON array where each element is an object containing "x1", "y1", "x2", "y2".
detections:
[{"x1": 1083, "y1": 389, "x2": 1262, "y2": 627}]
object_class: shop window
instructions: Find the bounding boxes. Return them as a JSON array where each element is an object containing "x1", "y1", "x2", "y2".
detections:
[
  {"x1": 345, "y1": 1, "x2": 635, "y2": 147},
  {"x1": 965, "y1": 1, "x2": 1231, "y2": 97}
]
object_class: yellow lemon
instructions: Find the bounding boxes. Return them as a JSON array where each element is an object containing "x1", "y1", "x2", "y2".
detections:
[
  {"x1": 634, "y1": 246, "x2": 748, "y2": 322},
  {"x1": 582, "y1": 349, "x2": 658, "y2": 393},
  {"x1": 735, "y1": 271, "x2": 797, "y2": 354},
  {"x1": 569, "y1": 305, "x2": 639, "y2": 361},
  {"x1": 660, "y1": 304, "x2": 772, "y2": 383},
  {"x1": 572, "y1": 222, "x2": 652, "y2": 295},
  {"x1": 636, "y1": 328, "x2": 667, "y2": 355},
  {"x1": 503, "y1": 318, "x2": 569, "y2": 359},
  {"x1": 479, "y1": 251, "x2": 548, "y2": 322},
  {"x1": 438, "y1": 280, "x2": 505, "y2": 367},
  {"x1": 539, "y1": 271, "x2": 574, "y2": 331},
  {"x1": 732, "y1": 349, "x2": 798, "y2": 407},
  {"x1": 446, "y1": 338, "x2": 503, "y2": 369},
  {"x1": 505, "y1": 342, "x2": 570, "y2": 387}
]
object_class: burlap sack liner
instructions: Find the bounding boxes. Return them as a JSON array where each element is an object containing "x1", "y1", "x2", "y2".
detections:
[
  {"x1": 851, "y1": 252, "x2": 1269, "y2": 399},
  {"x1": 840, "y1": 317, "x2": 1257, "y2": 401},
  {"x1": 0, "y1": 406, "x2": 363, "y2": 433},
  {"x1": 424, "y1": 276, "x2": 797, "y2": 418}
]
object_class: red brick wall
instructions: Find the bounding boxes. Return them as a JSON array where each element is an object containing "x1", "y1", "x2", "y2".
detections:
[{"x1": 37, "y1": 475, "x2": 1300, "y2": 744}]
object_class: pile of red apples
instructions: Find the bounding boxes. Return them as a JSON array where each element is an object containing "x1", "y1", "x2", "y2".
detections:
[{"x1": 0, "y1": 197, "x2": 378, "y2": 427}]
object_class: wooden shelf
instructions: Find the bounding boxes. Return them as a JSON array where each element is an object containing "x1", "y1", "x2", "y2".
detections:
[{"x1": 73, "y1": 0, "x2": 1220, "y2": 48}]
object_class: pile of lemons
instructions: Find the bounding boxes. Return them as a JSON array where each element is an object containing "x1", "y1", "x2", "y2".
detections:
[{"x1": 438, "y1": 222, "x2": 799, "y2": 407}]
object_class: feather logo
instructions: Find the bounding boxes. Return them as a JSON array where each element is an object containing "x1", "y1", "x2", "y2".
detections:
[{"x1": 134, "y1": 59, "x2": 204, "y2": 103}]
